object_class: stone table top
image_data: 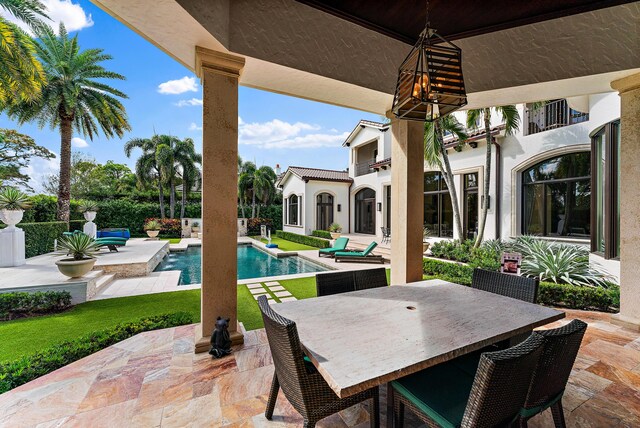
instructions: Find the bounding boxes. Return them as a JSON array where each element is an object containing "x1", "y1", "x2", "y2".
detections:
[{"x1": 275, "y1": 280, "x2": 565, "y2": 398}]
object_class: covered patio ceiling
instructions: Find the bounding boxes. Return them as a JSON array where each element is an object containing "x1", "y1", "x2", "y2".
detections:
[
  {"x1": 295, "y1": 0, "x2": 636, "y2": 43},
  {"x1": 91, "y1": 0, "x2": 640, "y2": 113}
]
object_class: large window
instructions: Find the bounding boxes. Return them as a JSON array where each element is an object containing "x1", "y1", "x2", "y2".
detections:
[
  {"x1": 463, "y1": 173, "x2": 479, "y2": 240},
  {"x1": 316, "y1": 193, "x2": 333, "y2": 230},
  {"x1": 424, "y1": 172, "x2": 453, "y2": 238},
  {"x1": 522, "y1": 152, "x2": 591, "y2": 238},
  {"x1": 591, "y1": 121, "x2": 620, "y2": 259},
  {"x1": 288, "y1": 195, "x2": 299, "y2": 226}
]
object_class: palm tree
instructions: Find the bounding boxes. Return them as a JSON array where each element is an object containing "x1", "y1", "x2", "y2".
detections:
[
  {"x1": 466, "y1": 105, "x2": 520, "y2": 247},
  {"x1": 424, "y1": 115, "x2": 468, "y2": 240},
  {"x1": 0, "y1": 0, "x2": 47, "y2": 107},
  {"x1": 237, "y1": 156, "x2": 248, "y2": 218},
  {"x1": 174, "y1": 138, "x2": 201, "y2": 219},
  {"x1": 6, "y1": 23, "x2": 130, "y2": 222},
  {"x1": 125, "y1": 135, "x2": 167, "y2": 218},
  {"x1": 238, "y1": 161, "x2": 256, "y2": 218},
  {"x1": 253, "y1": 165, "x2": 277, "y2": 218}
]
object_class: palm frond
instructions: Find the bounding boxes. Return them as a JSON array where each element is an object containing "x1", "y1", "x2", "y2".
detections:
[{"x1": 495, "y1": 105, "x2": 520, "y2": 135}]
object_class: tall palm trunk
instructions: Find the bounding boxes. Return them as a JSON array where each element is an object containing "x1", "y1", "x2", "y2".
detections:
[
  {"x1": 434, "y1": 121, "x2": 464, "y2": 240},
  {"x1": 475, "y1": 108, "x2": 492, "y2": 247},
  {"x1": 239, "y1": 196, "x2": 246, "y2": 218},
  {"x1": 251, "y1": 191, "x2": 256, "y2": 218},
  {"x1": 169, "y1": 179, "x2": 175, "y2": 218},
  {"x1": 180, "y1": 180, "x2": 187, "y2": 219},
  {"x1": 257, "y1": 202, "x2": 261, "y2": 218},
  {"x1": 158, "y1": 180, "x2": 165, "y2": 218},
  {"x1": 56, "y1": 118, "x2": 73, "y2": 222}
]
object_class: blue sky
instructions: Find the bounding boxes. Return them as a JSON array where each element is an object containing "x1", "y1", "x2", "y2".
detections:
[{"x1": 1, "y1": 0, "x2": 380, "y2": 192}]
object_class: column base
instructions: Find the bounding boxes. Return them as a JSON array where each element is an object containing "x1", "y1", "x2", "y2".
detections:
[
  {"x1": 611, "y1": 313, "x2": 640, "y2": 332},
  {"x1": 194, "y1": 325, "x2": 244, "y2": 353}
]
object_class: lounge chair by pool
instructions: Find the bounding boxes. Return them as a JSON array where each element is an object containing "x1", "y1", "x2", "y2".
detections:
[
  {"x1": 95, "y1": 237, "x2": 127, "y2": 252},
  {"x1": 334, "y1": 241, "x2": 384, "y2": 264},
  {"x1": 318, "y1": 237, "x2": 349, "y2": 257}
]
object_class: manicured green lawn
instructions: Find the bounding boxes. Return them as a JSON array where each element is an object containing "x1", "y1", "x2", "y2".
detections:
[
  {"x1": 253, "y1": 236, "x2": 317, "y2": 252},
  {"x1": 160, "y1": 238, "x2": 182, "y2": 244},
  {"x1": 1, "y1": 270, "x2": 393, "y2": 362}
]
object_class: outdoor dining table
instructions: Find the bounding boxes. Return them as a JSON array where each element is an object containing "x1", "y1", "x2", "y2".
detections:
[{"x1": 275, "y1": 279, "x2": 565, "y2": 401}]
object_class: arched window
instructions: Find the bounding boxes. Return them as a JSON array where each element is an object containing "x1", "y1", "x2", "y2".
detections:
[
  {"x1": 522, "y1": 152, "x2": 590, "y2": 237},
  {"x1": 288, "y1": 195, "x2": 299, "y2": 225},
  {"x1": 355, "y1": 188, "x2": 376, "y2": 234},
  {"x1": 316, "y1": 193, "x2": 334, "y2": 230}
]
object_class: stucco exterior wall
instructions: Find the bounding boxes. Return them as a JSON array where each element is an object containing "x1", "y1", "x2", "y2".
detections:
[{"x1": 281, "y1": 174, "x2": 306, "y2": 235}]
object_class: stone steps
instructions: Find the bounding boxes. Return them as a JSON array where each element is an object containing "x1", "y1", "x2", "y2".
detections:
[{"x1": 94, "y1": 272, "x2": 116, "y2": 291}]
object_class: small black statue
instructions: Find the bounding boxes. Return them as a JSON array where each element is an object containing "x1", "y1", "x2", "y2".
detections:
[{"x1": 209, "y1": 316, "x2": 232, "y2": 358}]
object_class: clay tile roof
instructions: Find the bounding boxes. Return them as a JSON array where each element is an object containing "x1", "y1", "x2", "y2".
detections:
[
  {"x1": 370, "y1": 157, "x2": 391, "y2": 169},
  {"x1": 286, "y1": 166, "x2": 353, "y2": 183},
  {"x1": 443, "y1": 124, "x2": 506, "y2": 148}
]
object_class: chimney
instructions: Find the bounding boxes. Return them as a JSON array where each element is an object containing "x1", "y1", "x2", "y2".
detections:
[{"x1": 275, "y1": 164, "x2": 281, "y2": 175}]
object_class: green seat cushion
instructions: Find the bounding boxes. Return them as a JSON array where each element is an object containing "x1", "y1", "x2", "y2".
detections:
[
  {"x1": 334, "y1": 251, "x2": 365, "y2": 257},
  {"x1": 96, "y1": 239, "x2": 126, "y2": 246},
  {"x1": 392, "y1": 362, "x2": 475, "y2": 428}
]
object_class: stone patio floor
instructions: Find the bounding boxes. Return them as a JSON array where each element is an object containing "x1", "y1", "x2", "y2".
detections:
[{"x1": 0, "y1": 309, "x2": 638, "y2": 427}]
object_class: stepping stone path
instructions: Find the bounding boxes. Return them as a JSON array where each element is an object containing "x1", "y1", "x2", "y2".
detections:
[{"x1": 245, "y1": 281, "x2": 297, "y2": 304}]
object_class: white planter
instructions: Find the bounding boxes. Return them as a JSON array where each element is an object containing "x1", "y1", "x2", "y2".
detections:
[
  {"x1": 56, "y1": 258, "x2": 96, "y2": 278},
  {"x1": 147, "y1": 230, "x2": 160, "y2": 238},
  {"x1": 83, "y1": 211, "x2": 97, "y2": 222},
  {"x1": 0, "y1": 209, "x2": 23, "y2": 229},
  {"x1": 330, "y1": 232, "x2": 341, "y2": 240},
  {"x1": 423, "y1": 242, "x2": 431, "y2": 253}
]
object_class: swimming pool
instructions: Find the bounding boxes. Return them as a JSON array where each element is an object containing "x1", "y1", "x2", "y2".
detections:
[{"x1": 154, "y1": 245, "x2": 328, "y2": 284}]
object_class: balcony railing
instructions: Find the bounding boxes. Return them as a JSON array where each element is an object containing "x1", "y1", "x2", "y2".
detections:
[
  {"x1": 355, "y1": 160, "x2": 376, "y2": 177},
  {"x1": 524, "y1": 99, "x2": 589, "y2": 136}
]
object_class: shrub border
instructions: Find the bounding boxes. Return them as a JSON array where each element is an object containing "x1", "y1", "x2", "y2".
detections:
[{"x1": 275, "y1": 230, "x2": 331, "y2": 248}]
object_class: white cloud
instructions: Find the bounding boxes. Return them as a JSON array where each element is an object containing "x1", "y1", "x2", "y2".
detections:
[
  {"x1": 158, "y1": 76, "x2": 198, "y2": 95},
  {"x1": 175, "y1": 98, "x2": 203, "y2": 107},
  {"x1": 238, "y1": 118, "x2": 345, "y2": 149},
  {"x1": 71, "y1": 137, "x2": 88, "y2": 148},
  {"x1": 189, "y1": 123, "x2": 203, "y2": 131},
  {"x1": 0, "y1": 0, "x2": 93, "y2": 34},
  {"x1": 21, "y1": 152, "x2": 60, "y2": 194}
]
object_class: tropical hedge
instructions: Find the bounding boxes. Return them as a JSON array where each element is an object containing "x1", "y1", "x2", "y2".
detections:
[
  {"x1": 0, "y1": 291, "x2": 72, "y2": 321},
  {"x1": 0, "y1": 221, "x2": 69, "y2": 258},
  {"x1": 0, "y1": 312, "x2": 193, "y2": 393},
  {"x1": 422, "y1": 258, "x2": 620, "y2": 312},
  {"x1": 276, "y1": 230, "x2": 331, "y2": 248},
  {"x1": 312, "y1": 230, "x2": 333, "y2": 239}
]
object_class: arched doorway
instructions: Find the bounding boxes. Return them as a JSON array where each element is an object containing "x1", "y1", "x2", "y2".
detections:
[
  {"x1": 316, "y1": 193, "x2": 334, "y2": 230},
  {"x1": 355, "y1": 188, "x2": 376, "y2": 234}
]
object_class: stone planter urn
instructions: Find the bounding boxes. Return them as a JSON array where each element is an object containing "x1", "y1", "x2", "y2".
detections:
[
  {"x1": 83, "y1": 211, "x2": 97, "y2": 222},
  {"x1": 422, "y1": 242, "x2": 430, "y2": 253},
  {"x1": 1, "y1": 209, "x2": 24, "y2": 229},
  {"x1": 147, "y1": 230, "x2": 160, "y2": 238},
  {"x1": 55, "y1": 258, "x2": 96, "y2": 278},
  {"x1": 330, "y1": 232, "x2": 341, "y2": 240}
]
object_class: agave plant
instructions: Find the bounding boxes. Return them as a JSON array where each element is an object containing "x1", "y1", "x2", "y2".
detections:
[
  {"x1": 144, "y1": 219, "x2": 161, "y2": 231},
  {"x1": 57, "y1": 233, "x2": 101, "y2": 260},
  {"x1": 78, "y1": 200, "x2": 99, "y2": 213},
  {"x1": 512, "y1": 236, "x2": 614, "y2": 287},
  {"x1": 0, "y1": 188, "x2": 32, "y2": 211},
  {"x1": 329, "y1": 223, "x2": 342, "y2": 233}
]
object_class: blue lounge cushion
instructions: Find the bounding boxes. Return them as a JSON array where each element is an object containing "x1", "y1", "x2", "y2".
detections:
[
  {"x1": 391, "y1": 362, "x2": 475, "y2": 428},
  {"x1": 97, "y1": 229, "x2": 130, "y2": 239}
]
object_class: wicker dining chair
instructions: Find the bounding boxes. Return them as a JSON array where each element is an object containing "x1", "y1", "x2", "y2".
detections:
[
  {"x1": 354, "y1": 268, "x2": 388, "y2": 291},
  {"x1": 316, "y1": 271, "x2": 356, "y2": 297},
  {"x1": 390, "y1": 333, "x2": 545, "y2": 428},
  {"x1": 518, "y1": 319, "x2": 588, "y2": 428},
  {"x1": 472, "y1": 268, "x2": 539, "y2": 303},
  {"x1": 257, "y1": 296, "x2": 380, "y2": 428}
]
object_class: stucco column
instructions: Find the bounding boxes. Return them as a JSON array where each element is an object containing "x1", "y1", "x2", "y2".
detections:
[
  {"x1": 195, "y1": 47, "x2": 245, "y2": 352},
  {"x1": 389, "y1": 116, "x2": 425, "y2": 285},
  {"x1": 611, "y1": 73, "x2": 640, "y2": 331}
]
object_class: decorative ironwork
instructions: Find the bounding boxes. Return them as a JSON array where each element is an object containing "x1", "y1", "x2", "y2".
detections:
[{"x1": 391, "y1": 2, "x2": 467, "y2": 121}]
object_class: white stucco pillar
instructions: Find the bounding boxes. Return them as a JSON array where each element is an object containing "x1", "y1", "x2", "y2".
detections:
[
  {"x1": 611, "y1": 73, "x2": 640, "y2": 331},
  {"x1": 390, "y1": 116, "x2": 425, "y2": 285},
  {"x1": 195, "y1": 47, "x2": 245, "y2": 351}
]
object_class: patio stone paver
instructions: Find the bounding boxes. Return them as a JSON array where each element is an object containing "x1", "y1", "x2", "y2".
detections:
[
  {"x1": 279, "y1": 297, "x2": 298, "y2": 302},
  {"x1": 249, "y1": 287, "x2": 268, "y2": 295},
  {"x1": 0, "y1": 310, "x2": 638, "y2": 427},
  {"x1": 273, "y1": 291, "x2": 292, "y2": 298},
  {"x1": 268, "y1": 285, "x2": 286, "y2": 291},
  {"x1": 264, "y1": 281, "x2": 280, "y2": 286},
  {"x1": 246, "y1": 283, "x2": 263, "y2": 289},
  {"x1": 252, "y1": 293, "x2": 269, "y2": 300}
]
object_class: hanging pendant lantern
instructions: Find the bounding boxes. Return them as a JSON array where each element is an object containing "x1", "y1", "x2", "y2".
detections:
[{"x1": 391, "y1": 14, "x2": 467, "y2": 122}]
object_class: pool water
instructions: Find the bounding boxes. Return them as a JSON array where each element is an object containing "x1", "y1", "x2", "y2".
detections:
[{"x1": 154, "y1": 245, "x2": 328, "y2": 285}]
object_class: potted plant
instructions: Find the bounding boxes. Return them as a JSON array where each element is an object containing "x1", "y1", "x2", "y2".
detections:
[
  {"x1": 422, "y1": 226, "x2": 431, "y2": 253},
  {"x1": 191, "y1": 221, "x2": 200, "y2": 233},
  {"x1": 144, "y1": 219, "x2": 161, "y2": 238},
  {"x1": 55, "y1": 233, "x2": 101, "y2": 278},
  {"x1": 329, "y1": 223, "x2": 342, "y2": 240},
  {"x1": 78, "y1": 200, "x2": 99, "y2": 222},
  {"x1": 0, "y1": 188, "x2": 31, "y2": 229}
]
